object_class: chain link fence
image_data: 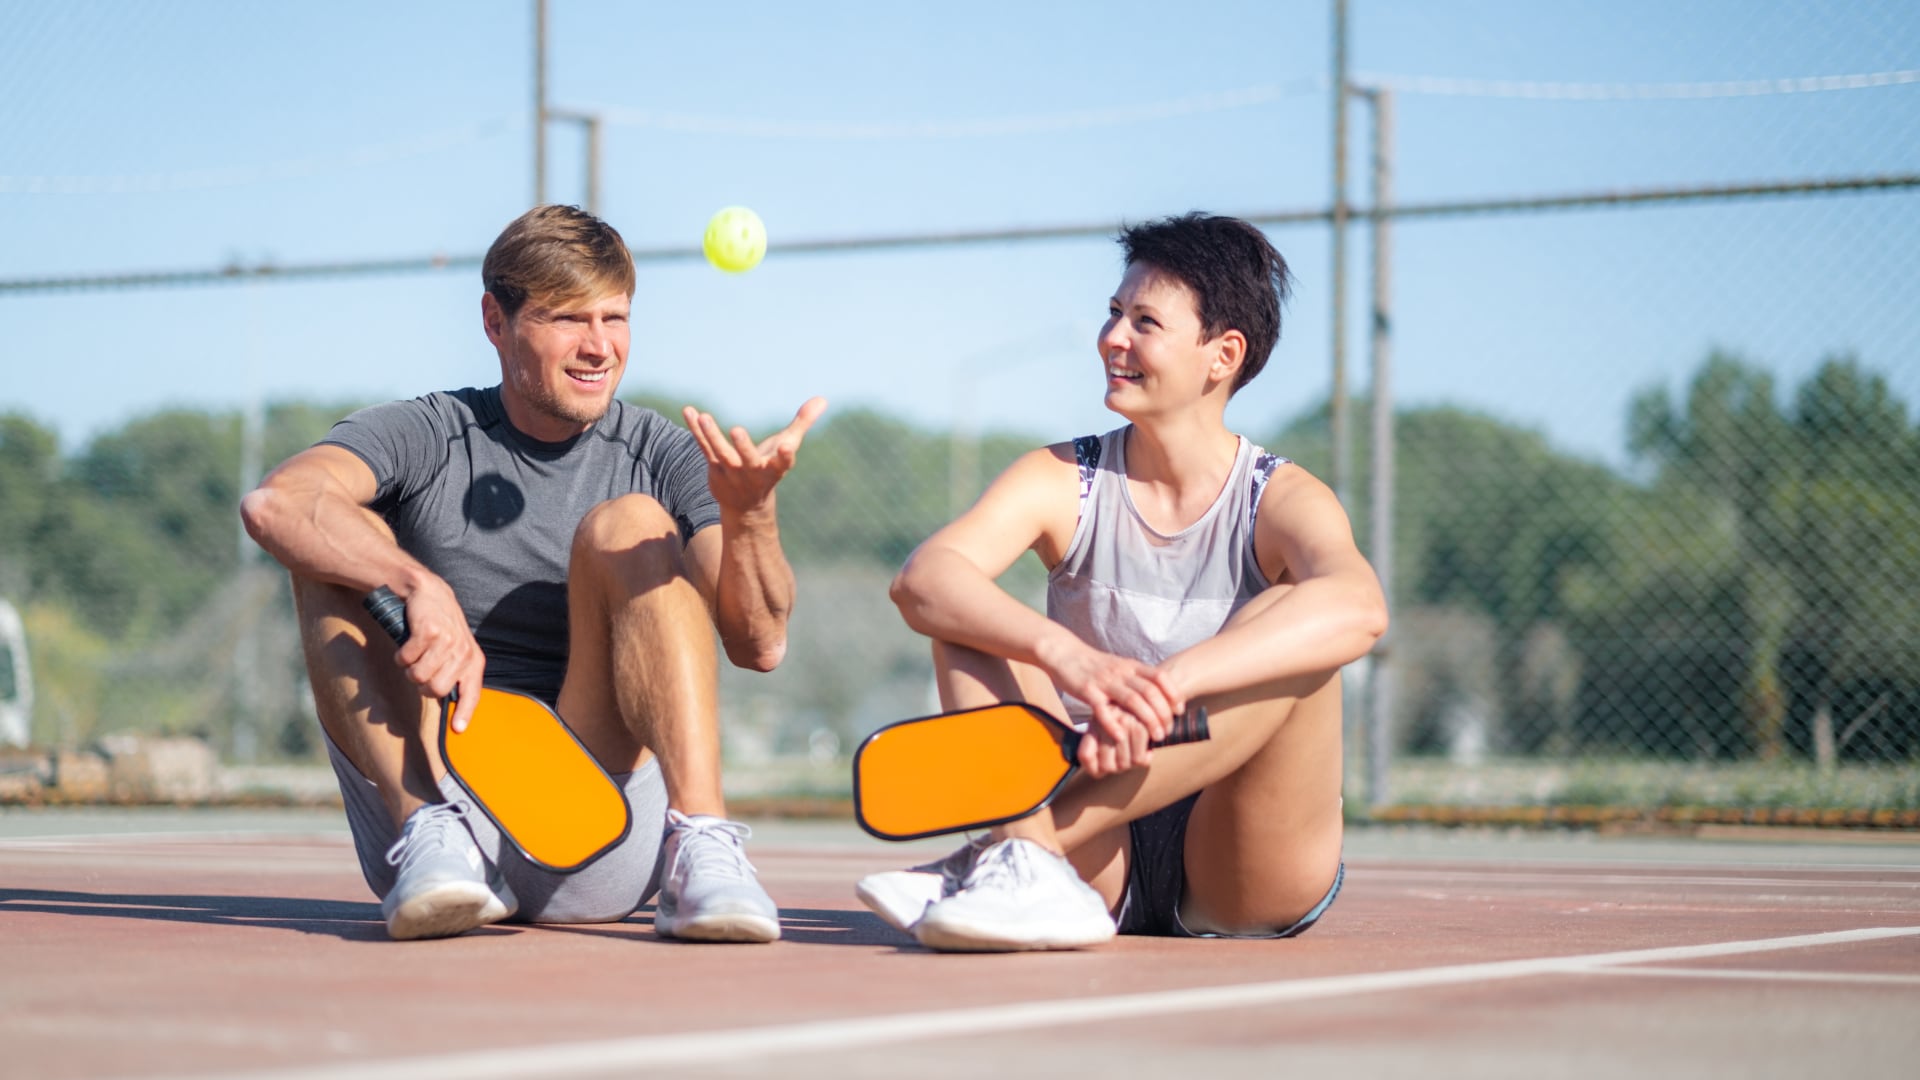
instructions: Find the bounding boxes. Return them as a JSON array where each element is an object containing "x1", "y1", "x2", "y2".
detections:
[
  {"x1": 1, "y1": 2, "x2": 1915, "y2": 818},
  {"x1": 1354, "y1": 198, "x2": 1920, "y2": 818}
]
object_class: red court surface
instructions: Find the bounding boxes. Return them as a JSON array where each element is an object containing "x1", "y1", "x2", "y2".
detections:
[{"x1": 4, "y1": 807, "x2": 1918, "y2": 1079}]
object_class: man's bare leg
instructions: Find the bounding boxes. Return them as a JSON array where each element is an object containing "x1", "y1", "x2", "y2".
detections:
[
  {"x1": 556, "y1": 494, "x2": 778, "y2": 942},
  {"x1": 291, "y1": 509, "x2": 513, "y2": 940},
  {"x1": 293, "y1": 573, "x2": 441, "y2": 829},
  {"x1": 556, "y1": 494, "x2": 723, "y2": 815}
]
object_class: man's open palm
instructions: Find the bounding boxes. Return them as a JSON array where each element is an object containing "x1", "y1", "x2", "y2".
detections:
[{"x1": 683, "y1": 397, "x2": 828, "y2": 514}]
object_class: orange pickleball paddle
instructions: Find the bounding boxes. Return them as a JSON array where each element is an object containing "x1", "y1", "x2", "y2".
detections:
[
  {"x1": 852, "y1": 701, "x2": 1210, "y2": 842},
  {"x1": 365, "y1": 587, "x2": 630, "y2": 872}
]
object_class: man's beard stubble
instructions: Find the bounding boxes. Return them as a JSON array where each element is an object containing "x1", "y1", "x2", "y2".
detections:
[{"x1": 513, "y1": 366, "x2": 612, "y2": 428}]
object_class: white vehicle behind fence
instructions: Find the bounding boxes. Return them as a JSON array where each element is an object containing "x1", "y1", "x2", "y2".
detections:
[{"x1": 0, "y1": 599, "x2": 31, "y2": 748}]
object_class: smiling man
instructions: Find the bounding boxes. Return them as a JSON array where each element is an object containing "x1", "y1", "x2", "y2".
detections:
[{"x1": 242, "y1": 205, "x2": 824, "y2": 942}]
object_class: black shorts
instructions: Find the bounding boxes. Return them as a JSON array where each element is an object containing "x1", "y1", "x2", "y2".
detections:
[{"x1": 1116, "y1": 792, "x2": 1344, "y2": 938}]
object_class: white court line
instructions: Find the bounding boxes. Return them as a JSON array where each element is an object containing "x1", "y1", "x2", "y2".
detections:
[
  {"x1": 1359, "y1": 868, "x2": 1920, "y2": 889},
  {"x1": 189, "y1": 926, "x2": 1920, "y2": 1080},
  {"x1": 1588, "y1": 966, "x2": 1920, "y2": 987}
]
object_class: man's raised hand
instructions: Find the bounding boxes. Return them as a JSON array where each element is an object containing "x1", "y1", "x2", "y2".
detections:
[{"x1": 682, "y1": 397, "x2": 828, "y2": 514}]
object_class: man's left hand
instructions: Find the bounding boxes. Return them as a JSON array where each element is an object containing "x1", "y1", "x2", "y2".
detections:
[{"x1": 683, "y1": 397, "x2": 828, "y2": 515}]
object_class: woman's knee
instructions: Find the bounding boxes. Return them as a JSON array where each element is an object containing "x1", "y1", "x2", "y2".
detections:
[
  {"x1": 1224, "y1": 582, "x2": 1294, "y2": 629},
  {"x1": 930, "y1": 639, "x2": 1062, "y2": 710}
]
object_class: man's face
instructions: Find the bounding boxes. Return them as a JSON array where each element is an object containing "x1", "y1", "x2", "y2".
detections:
[
  {"x1": 485, "y1": 290, "x2": 631, "y2": 437},
  {"x1": 1098, "y1": 263, "x2": 1230, "y2": 417}
]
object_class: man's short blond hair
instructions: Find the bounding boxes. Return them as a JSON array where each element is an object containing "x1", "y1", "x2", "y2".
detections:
[{"x1": 482, "y1": 205, "x2": 636, "y2": 318}]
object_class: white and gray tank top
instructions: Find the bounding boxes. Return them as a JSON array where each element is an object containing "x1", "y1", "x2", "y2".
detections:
[{"x1": 1045, "y1": 426, "x2": 1289, "y2": 724}]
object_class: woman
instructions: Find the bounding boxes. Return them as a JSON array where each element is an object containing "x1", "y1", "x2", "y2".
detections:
[{"x1": 860, "y1": 212, "x2": 1388, "y2": 951}]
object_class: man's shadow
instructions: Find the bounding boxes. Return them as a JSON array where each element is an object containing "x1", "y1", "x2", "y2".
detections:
[
  {"x1": 3, "y1": 891, "x2": 910, "y2": 947},
  {"x1": 520, "y1": 905, "x2": 916, "y2": 948},
  {"x1": 0, "y1": 888, "x2": 439, "y2": 942}
]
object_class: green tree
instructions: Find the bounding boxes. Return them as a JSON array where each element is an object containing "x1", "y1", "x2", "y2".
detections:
[
  {"x1": 1620, "y1": 353, "x2": 1920, "y2": 762},
  {"x1": 1783, "y1": 357, "x2": 1920, "y2": 763},
  {"x1": 1270, "y1": 401, "x2": 1620, "y2": 753},
  {"x1": 0, "y1": 414, "x2": 62, "y2": 598}
]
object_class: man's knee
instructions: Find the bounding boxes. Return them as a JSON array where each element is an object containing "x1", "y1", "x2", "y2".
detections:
[{"x1": 572, "y1": 495, "x2": 682, "y2": 569}]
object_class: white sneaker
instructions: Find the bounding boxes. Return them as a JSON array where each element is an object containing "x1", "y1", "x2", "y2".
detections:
[
  {"x1": 381, "y1": 801, "x2": 515, "y2": 941},
  {"x1": 912, "y1": 838, "x2": 1116, "y2": 952},
  {"x1": 654, "y1": 810, "x2": 781, "y2": 943},
  {"x1": 855, "y1": 834, "x2": 989, "y2": 933}
]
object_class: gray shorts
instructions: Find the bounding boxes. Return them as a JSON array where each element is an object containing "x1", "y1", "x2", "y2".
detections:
[
  {"x1": 1116, "y1": 792, "x2": 1343, "y2": 938},
  {"x1": 324, "y1": 730, "x2": 670, "y2": 924}
]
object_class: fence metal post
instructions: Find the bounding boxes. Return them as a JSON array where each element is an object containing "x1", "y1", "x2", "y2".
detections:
[
  {"x1": 1364, "y1": 86, "x2": 1396, "y2": 809},
  {"x1": 548, "y1": 110, "x2": 606, "y2": 215},
  {"x1": 1329, "y1": 0, "x2": 1351, "y2": 507}
]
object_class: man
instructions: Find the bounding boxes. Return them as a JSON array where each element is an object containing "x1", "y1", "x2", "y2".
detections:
[
  {"x1": 242, "y1": 204, "x2": 824, "y2": 942},
  {"x1": 859, "y1": 212, "x2": 1387, "y2": 951}
]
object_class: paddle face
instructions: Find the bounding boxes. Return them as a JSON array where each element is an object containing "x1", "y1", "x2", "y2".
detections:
[
  {"x1": 440, "y1": 687, "x2": 631, "y2": 873},
  {"x1": 853, "y1": 703, "x2": 1077, "y2": 842},
  {"x1": 363, "y1": 587, "x2": 630, "y2": 873}
]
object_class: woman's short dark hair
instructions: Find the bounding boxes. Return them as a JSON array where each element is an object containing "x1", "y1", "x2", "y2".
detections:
[{"x1": 1118, "y1": 213, "x2": 1293, "y2": 393}]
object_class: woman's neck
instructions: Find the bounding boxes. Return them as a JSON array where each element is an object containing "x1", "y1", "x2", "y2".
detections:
[{"x1": 1121, "y1": 414, "x2": 1240, "y2": 531}]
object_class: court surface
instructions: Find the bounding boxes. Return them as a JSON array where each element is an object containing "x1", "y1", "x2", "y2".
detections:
[{"x1": 3, "y1": 807, "x2": 1917, "y2": 1079}]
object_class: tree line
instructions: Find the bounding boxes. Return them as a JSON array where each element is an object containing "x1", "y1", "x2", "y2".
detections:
[{"x1": 0, "y1": 353, "x2": 1913, "y2": 764}]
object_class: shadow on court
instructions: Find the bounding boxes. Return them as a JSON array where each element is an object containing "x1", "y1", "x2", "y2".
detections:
[
  {"x1": 516, "y1": 904, "x2": 907, "y2": 948},
  {"x1": 0, "y1": 887, "x2": 403, "y2": 941},
  {"x1": 0, "y1": 890, "x2": 901, "y2": 948}
]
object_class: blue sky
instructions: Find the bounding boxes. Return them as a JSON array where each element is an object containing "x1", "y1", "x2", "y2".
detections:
[{"x1": 2, "y1": 0, "x2": 1916, "y2": 468}]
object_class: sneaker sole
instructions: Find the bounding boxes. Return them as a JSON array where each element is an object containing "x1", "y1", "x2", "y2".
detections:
[
  {"x1": 656, "y1": 912, "x2": 782, "y2": 944},
  {"x1": 385, "y1": 881, "x2": 510, "y2": 941},
  {"x1": 855, "y1": 874, "x2": 944, "y2": 933},
  {"x1": 913, "y1": 915, "x2": 1116, "y2": 953}
]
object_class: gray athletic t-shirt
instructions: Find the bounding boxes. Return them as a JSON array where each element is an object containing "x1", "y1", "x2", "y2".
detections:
[{"x1": 321, "y1": 386, "x2": 720, "y2": 702}]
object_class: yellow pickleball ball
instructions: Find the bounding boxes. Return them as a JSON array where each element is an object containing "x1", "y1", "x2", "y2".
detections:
[{"x1": 703, "y1": 206, "x2": 766, "y2": 273}]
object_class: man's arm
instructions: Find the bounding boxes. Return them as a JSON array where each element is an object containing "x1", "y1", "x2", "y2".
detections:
[
  {"x1": 238, "y1": 445, "x2": 485, "y2": 729},
  {"x1": 1154, "y1": 467, "x2": 1389, "y2": 703},
  {"x1": 679, "y1": 397, "x2": 826, "y2": 672}
]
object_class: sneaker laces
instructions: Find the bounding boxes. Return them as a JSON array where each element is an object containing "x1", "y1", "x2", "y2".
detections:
[
  {"x1": 961, "y1": 839, "x2": 1042, "y2": 892},
  {"x1": 922, "y1": 834, "x2": 991, "y2": 892},
  {"x1": 669, "y1": 814, "x2": 759, "y2": 882},
  {"x1": 384, "y1": 801, "x2": 470, "y2": 868}
]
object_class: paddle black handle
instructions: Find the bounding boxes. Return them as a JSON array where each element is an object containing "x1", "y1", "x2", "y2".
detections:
[
  {"x1": 363, "y1": 586, "x2": 461, "y2": 705},
  {"x1": 363, "y1": 586, "x2": 410, "y2": 645},
  {"x1": 1060, "y1": 704, "x2": 1210, "y2": 762}
]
